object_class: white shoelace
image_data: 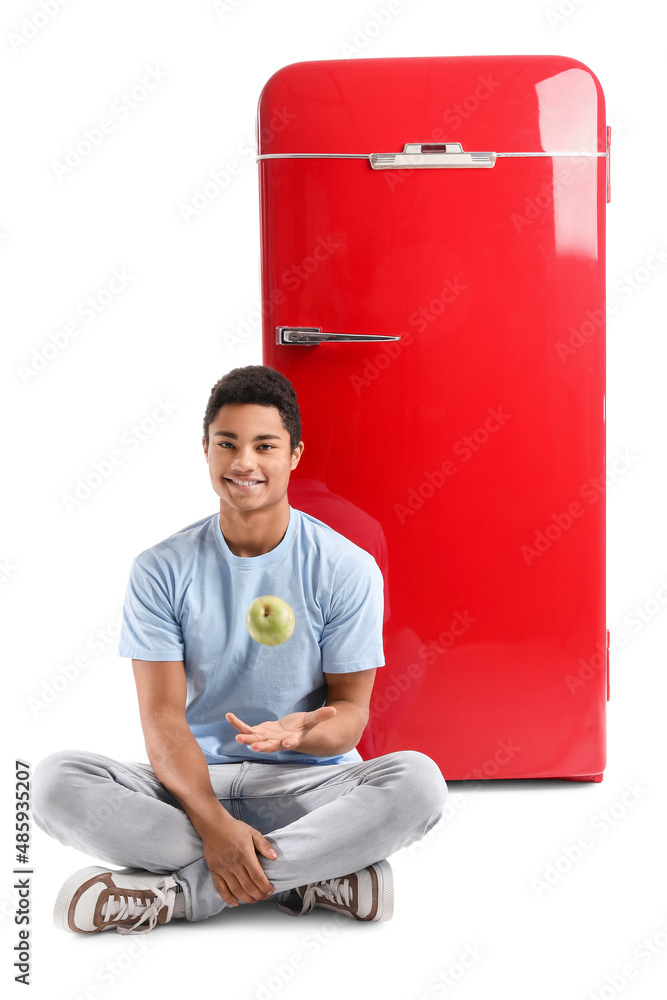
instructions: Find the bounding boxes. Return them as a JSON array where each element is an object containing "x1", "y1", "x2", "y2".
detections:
[
  {"x1": 300, "y1": 877, "x2": 353, "y2": 914},
  {"x1": 101, "y1": 876, "x2": 177, "y2": 935}
]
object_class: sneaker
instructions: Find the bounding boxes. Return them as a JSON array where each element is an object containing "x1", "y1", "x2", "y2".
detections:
[
  {"x1": 276, "y1": 860, "x2": 393, "y2": 922},
  {"x1": 53, "y1": 865, "x2": 179, "y2": 935}
]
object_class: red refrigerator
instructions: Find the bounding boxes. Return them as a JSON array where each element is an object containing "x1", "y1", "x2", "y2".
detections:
[{"x1": 256, "y1": 56, "x2": 610, "y2": 781}]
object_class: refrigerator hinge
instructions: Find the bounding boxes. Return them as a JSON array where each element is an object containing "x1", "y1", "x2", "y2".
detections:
[
  {"x1": 606, "y1": 126, "x2": 611, "y2": 203},
  {"x1": 606, "y1": 628, "x2": 611, "y2": 701}
]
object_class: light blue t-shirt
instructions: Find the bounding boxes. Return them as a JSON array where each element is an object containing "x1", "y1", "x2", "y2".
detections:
[{"x1": 118, "y1": 507, "x2": 385, "y2": 766}]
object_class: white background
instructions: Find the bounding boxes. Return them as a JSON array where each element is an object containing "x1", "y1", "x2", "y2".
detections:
[{"x1": 2, "y1": 1, "x2": 666, "y2": 998}]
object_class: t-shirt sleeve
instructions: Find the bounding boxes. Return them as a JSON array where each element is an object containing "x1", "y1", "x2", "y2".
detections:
[
  {"x1": 319, "y1": 553, "x2": 385, "y2": 673},
  {"x1": 117, "y1": 556, "x2": 184, "y2": 661}
]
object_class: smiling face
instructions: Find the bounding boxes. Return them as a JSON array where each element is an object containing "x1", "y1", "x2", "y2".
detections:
[{"x1": 203, "y1": 403, "x2": 303, "y2": 517}]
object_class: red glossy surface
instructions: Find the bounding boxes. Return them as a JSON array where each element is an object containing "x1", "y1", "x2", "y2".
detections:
[{"x1": 257, "y1": 56, "x2": 607, "y2": 780}]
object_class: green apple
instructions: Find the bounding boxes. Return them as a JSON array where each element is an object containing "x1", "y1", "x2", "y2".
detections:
[{"x1": 245, "y1": 595, "x2": 295, "y2": 646}]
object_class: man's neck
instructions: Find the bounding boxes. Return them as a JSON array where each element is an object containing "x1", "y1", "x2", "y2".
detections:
[{"x1": 219, "y1": 502, "x2": 291, "y2": 558}]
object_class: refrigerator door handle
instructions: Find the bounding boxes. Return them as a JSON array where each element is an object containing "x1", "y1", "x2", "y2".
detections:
[
  {"x1": 277, "y1": 326, "x2": 401, "y2": 345},
  {"x1": 370, "y1": 142, "x2": 496, "y2": 169}
]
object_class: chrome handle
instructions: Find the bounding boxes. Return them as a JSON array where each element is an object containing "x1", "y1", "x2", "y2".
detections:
[
  {"x1": 370, "y1": 142, "x2": 496, "y2": 169},
  {"x1": 277, "y1": 326, "x2": 400, "y2": 345}
]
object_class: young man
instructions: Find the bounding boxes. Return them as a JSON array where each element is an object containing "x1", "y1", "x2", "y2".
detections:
[{"x1": 33, "y1": 365, "x2": 447, "y2": 935}]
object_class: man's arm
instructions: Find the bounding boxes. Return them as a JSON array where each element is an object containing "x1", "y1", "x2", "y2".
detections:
[
  {"x1": 227, "y1": 667, "x2": 377, "y2": 757},
  {"x1": 132, "y1": 659, "x2": 278, "y2": 906},
  {"x1": 299, "y1": 668, "x2": 376, "y2": 755}
]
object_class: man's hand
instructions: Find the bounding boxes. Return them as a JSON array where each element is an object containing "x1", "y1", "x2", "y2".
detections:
[
  {"x1": 226, "y1": 707, "x2": 337, "y2": 753},
  {"x1": 201, "y1": 815, "x2": 278, "y2": 907}
]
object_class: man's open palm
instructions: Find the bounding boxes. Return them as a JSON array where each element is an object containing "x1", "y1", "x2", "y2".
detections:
[{"x1": 225, "y1": 707, "x2": 337, "y2": 753}]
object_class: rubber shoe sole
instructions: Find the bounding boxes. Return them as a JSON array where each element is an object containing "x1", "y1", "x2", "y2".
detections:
[{"x1": 373, "y1": 859, "x2": 394, "y2": 921}]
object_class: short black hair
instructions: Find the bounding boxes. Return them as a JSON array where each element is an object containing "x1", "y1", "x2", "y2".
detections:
[{"x1": 203, "y1": 365, "x2": 302, "y2": 451}]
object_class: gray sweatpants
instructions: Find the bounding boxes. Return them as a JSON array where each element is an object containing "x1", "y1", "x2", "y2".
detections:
[{"x1": 33, "y1": 749, "x2": 447, "y2": 922}]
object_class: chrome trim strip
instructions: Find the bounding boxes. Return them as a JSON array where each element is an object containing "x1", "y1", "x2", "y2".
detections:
[
  {"x1": 257, "y1": 153, "x2": 370, "y2": 160},
  {"x1": 496, "y1": 151, "x2": 608, "y2": 158},
  {"x1": 257, "y1": 151, "x2": 608, "y2": 160}
]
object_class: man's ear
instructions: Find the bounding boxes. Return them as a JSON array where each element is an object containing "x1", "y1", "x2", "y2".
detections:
[
  {"x1": 202, "y1": 435, "x2": 208, "y2": 462},
  {"x1": 290, "y1": 441, "x2": 304, "y2": 470}
]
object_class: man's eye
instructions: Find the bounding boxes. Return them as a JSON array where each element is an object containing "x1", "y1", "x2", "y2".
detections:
[
  {"x1": 217, "y1": 442, "x2": 233, "y2": 448},
  {"x1": 258, "y1": 444, "x2": 273, "y2": 450}
]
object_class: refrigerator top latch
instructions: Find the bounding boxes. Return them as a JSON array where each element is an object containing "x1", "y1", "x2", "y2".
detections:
[{"x1": 370, "y1": 142, "x2": 497, "y2": 169}]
